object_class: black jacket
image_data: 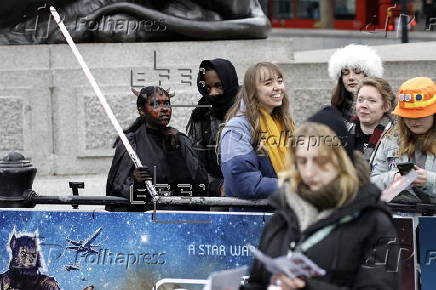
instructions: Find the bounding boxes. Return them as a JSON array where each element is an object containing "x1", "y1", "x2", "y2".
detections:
[
  {"x1": 244, "y1": 184, "x2": 399, "y2": 290},
  {"x1": 106, "y1": 124, "x2": 209, "y2": 211},
  {"x1": 186, "y1": 58, "x2": 239, "y2": 196}
]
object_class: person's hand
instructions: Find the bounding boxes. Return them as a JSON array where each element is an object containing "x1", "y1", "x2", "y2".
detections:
[
  {"x1": 220, "y1": 184, "x2": 225, "y2": 197},
  {"x1": 412, "y1": 166, "x2": 427, "y2": 187},
  {"x1": 393, "y1": 172, "x2": 402, "y2": 183},
  {"x1": 163, "y1": 127, "x2": 180, "y2": 151},
  {"x1": 133, "y1": 167, "x2": 152, "y2": 183},
  {"x1": 270, "y1": 275, "x2": 306, "y2": 290}
]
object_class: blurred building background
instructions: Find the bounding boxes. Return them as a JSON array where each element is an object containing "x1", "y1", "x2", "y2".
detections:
[
  {"x1": 263, "y1": 0, "x2": 433, "y2": 31},
  {"x1": 259, "y1": 0, "x2": 436, "y2": 51}
]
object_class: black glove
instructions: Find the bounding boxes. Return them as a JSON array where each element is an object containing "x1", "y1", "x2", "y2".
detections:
[
  {"x1": 133, "y1": 167, "x2": 152, "y2": 183},
  {"x1": 163, "y1": 127, "x2": 180, "y2": 151},
  {"x1": 209, "y1": 179, "x2": 224, "y2": 197}
]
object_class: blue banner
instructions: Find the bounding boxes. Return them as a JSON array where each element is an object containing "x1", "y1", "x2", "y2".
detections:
[
  {"x1": 0, "y1": 209, "x2": 418, "y2": 290},
  {"x1": 0, "y1": 210, "x2": 269, "y2": 290},
  {"x1": 418, "y1": 217, "x2": 436, "y2": 290}
]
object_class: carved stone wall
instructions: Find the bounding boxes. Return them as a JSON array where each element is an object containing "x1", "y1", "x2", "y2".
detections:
[
  {"x1": 0, "y1": 39, "x2": 294, "y2": 175},
  {"x1": 2, "y1": 39, "x2": 436, "y2": 177}
]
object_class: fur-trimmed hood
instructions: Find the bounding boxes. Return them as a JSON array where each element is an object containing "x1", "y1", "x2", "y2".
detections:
[{"x1": 328, "y1": 44, "x2": 383, "y2": 80}]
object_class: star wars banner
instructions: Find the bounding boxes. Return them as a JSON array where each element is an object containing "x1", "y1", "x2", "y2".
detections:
[
  {"x1": 0, "y1": 210, "x2": 417, "y2": 290},
  {"x1": 0, "y1": 210, "x2": 268, "y2": 290}
]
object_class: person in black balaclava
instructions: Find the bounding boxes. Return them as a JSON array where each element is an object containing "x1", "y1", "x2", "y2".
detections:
[{"x1": 186, "y1": 59, "x2": 239, "y2": 197}]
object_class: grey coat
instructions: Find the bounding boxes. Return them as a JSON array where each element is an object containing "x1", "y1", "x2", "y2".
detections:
[{"x1": 370, "y1": 133, "x2": 436, "y2": 198}]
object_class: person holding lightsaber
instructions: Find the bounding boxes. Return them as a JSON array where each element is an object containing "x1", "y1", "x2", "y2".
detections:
[
  {"x1": 49, "y1": 7, "x2": 208, "y2": 211},
  {"x1": 106, "y1": 86, "x2": 209, "y2": 211}
]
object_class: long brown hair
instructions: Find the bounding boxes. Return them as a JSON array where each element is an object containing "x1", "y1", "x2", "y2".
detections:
[
  {"x1": 221, "y1": 62, "x2": 295, "y2": 151},
  {"x1": 396, "y1": 115, "x2": 436, "y2": 156},
  {"x1": 280, "y1": 123, "x2": 360, "y2": 208},
  {"x1": 331, "y1": 77, "x2": 354, "y2": 110}
]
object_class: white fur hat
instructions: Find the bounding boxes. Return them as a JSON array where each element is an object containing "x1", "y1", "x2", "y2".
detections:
[{"x1": 328, "y1": 44, "x2": 383, "y2": 81}]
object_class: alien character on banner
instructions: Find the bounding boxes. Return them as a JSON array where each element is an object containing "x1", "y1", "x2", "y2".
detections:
[
  {"x1": 0, "y1": 230, "x2": 60, "y2": 290},
  {"x1": 0, "y1": 0, "x2": 270, "y2": 44}
]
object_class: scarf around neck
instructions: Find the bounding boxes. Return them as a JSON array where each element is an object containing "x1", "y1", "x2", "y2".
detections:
[
  {"x1": 351, "y1": 115, "x2": 392, "y2": 161},
  {"x1": 284, "y1": 184, "x2": 334, "y2": 232},
  {"x1": 259, "y1": 109, "x2": 287, "y2": 174},
  {"x1": 296, "y1": 178, "x2": 345, "y2": 212}
]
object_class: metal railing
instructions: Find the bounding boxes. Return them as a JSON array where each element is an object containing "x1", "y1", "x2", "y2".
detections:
[{"x1": 5, "y1": 190, "x2": 432, "y2": 215}]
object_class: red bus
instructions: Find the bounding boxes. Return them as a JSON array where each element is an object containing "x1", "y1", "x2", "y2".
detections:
[{"x1": 266, "y1": 0, "x2": 416, "y2": 31}]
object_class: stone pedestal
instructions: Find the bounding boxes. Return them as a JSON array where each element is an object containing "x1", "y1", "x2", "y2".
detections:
[{"x1": 0, "y1": 39, "x2": 294, "y2": 175}]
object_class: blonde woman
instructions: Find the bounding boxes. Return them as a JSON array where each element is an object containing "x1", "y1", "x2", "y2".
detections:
[
  {"x1": 371, "y1": 77, "x2": 436, "y2": 202},
  {"x1": 219, "y1": 62, "x2": 295, "y2": 199},
  {"x1": 244, "y1": 110, "x2": 398, "y2": 289}
]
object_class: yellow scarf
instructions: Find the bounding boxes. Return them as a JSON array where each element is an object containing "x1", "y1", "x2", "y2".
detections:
[{"x1": 259, "y1": 109, "x2": 288, "y2": 174}]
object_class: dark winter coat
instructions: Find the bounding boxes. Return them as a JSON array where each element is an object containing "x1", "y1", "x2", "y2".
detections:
[
  {"x1": 244, "y1": 183, "x2": 399, "y2": 290},
  {"x1": 187, "y1": 58, "x2": 239, "y2": 196},
  {"x1": 187, "y1": 112, "x2": 223, "y2": 196},
  {"x1": 106, "y1": 123, "x2": 209, "y2": 211}
]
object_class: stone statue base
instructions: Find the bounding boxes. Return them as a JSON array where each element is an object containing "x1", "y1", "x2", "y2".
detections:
[{"x1": 0, "y1": 38, "x2": 293, "y2": 175}]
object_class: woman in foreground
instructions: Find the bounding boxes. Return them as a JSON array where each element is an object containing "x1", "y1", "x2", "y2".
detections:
[{"x1": 244, "y1": 109, "x2": 399, "y2": 289}]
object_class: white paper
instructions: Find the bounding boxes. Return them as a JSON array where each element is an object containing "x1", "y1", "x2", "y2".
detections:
[{"x1": 248, "y1": 246, "x2": 326, "y2": 279}]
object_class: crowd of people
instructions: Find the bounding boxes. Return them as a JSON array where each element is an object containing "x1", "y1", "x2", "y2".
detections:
[
  {"x1": 105, "y1": 43, "x2": 435, "y2": 207},
  {"x1": 104, "y1": 43, "x2": 435, "y2": 288}
]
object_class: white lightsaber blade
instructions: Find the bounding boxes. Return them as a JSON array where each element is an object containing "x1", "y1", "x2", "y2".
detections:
[{"x1": 50, "y1": 6, "x2": 158, "y2": 200}]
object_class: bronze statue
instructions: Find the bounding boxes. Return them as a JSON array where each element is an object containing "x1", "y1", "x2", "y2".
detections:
[{"x1": 0, "y1": 0, "x2": 271, "y2": 44}]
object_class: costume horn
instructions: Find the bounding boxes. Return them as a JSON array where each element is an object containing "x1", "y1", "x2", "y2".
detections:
[
  {"x1": 131, "y1": 88, "x2": 141, "y2": 97},
  {"x1": 166, "y1": 87, "x2": 175, "y2": 98}
]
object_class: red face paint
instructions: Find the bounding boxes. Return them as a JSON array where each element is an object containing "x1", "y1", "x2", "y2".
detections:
[{"x1": 144, "y1": 92, "x2": 172, "y2": 129}]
